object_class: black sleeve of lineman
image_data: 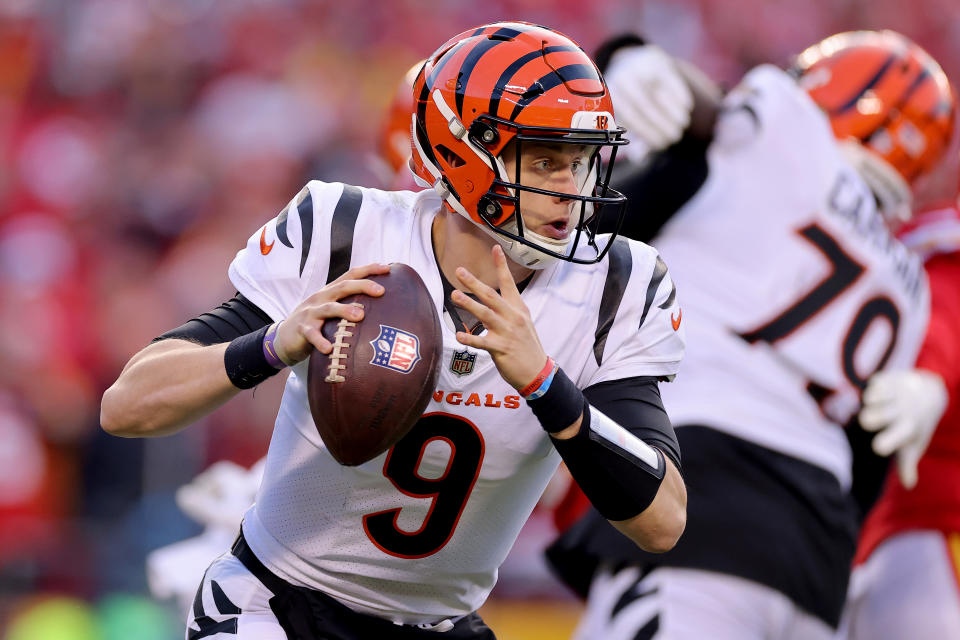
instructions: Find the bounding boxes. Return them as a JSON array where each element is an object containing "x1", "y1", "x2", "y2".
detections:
[
  {"x1": 153, "y1": 293, "x2": 273, "y2": 346},
  {"x1": 582, "y1": 376, "x2": 681, "y2": 472},
  {"x1": 599, "y1": 136, "x2": 710, "y2": 243},
  {"x1": 593, "y1": 33, "x2": 713, "y2": 243},
  {"x1": 593, "y1": 33, "x2": 648, "y2": 74}
]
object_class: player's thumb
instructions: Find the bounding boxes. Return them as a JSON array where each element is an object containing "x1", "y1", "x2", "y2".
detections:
[{"x1": 897, "y1": 447, "x2": 920, "y2": 490}]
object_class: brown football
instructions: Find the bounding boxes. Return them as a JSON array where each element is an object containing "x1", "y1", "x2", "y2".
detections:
[{"x1": 307, "y1": 263, "x2": 442, "y2": 466}]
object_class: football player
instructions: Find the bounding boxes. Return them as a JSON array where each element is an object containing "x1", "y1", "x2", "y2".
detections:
[
  {"x1": 145, "y1": 459, "x2": 265, "y2": 614},
  {"x1": 370, "y1": 59, "x2": 425, "y2": 190},
  {"x1": 101, "y1": 22, "x2": 687, "y2": 639},
  {"x1": 144, "y1": 58, "x2": 428, "y2": 615},
  {"x1": 844, "y1": 196, "x2": 960, "y2": 639},
  {"x1": 547, "y1": 30, "x2": 955, "y2": 640}
]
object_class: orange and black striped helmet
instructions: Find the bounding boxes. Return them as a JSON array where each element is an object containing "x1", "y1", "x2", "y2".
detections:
[
  {"x1": 793, "y1": 30, "x2": 956, "y2": 219},
  {"x1": 411, "y1": 22, "x2": 628, "y2": 267}
]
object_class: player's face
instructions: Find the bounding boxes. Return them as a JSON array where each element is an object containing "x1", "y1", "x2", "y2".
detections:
[{"x1": 501, "y1": 141, "x2": 593, "y2": 241}]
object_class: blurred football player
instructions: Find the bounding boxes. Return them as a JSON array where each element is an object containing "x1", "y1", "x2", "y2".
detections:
[
  {"x1": 102, "y1": 22, "x2": 688, "y2": 639},
  {"x1": 370, "y1": 59, "x2": 425, "y2": 190},
  {"x1": 548, "y1": 30, "x2": 955, "y2": 640},
  {"x1": 146, "y1": 459, "x2": 264, "y2": 614},
  {"x1": 843, "y1": 194, "x2": 960, "y2": 639}
]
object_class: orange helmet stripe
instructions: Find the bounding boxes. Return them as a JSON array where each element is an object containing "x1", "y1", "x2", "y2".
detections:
[
  {"x1": 507, "y1": 64, "x2": 603, "y2": 121},
  {"x1": 488, "y1": 45, "x2": 580, "y2": 119},
  {"x1": 454, "y1": 24, "x2": 541, "y2": 116},
  {"x1": 828, "y1": 53, "x2": 898, "y2": 115}
]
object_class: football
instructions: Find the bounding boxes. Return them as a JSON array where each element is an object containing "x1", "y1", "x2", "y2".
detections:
[{"x1": 307, "y1": 263, "x2": 442, "y2": 466}]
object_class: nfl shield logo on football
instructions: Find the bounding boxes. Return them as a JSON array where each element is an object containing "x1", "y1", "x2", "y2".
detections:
[
  {"x1": 450, "y1": 349, "x2": 476, "y2": 376},
  {"x1": 369, "y1": 325, "x2": 421, "y2": 374}
]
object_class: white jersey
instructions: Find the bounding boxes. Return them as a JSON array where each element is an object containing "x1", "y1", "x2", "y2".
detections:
[
  {"x1": 227, "y1": 181, "x2": 684, "y2": 624},
  {"x1": 654, "y1": 65, "x2": 929, "y2": 489}
]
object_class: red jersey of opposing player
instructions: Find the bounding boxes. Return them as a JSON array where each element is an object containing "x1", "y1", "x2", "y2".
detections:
[{"x1": 856, "y1": 204, "x2": 960, "y2": 563}]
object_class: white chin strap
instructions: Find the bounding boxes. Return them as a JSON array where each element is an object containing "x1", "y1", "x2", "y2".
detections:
[
  {"x1": 839, "y1": 140, "x2": 913, "y2": 223},
  {"x1": 497, "y1": 218, "x2": 567, "y2": 269}
]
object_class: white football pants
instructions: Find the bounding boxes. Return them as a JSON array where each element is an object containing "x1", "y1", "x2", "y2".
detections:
[
  {"x1": 841, "y1": 530, "x2": 960, "y2": 640},
  {"x1": 574, "y1": 564, "x2": 834, "y2": 640}
]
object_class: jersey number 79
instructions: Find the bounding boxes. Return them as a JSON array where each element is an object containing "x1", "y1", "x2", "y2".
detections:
[{"x1": 737, "y1": 223, "x2": 900, "y2": 416}]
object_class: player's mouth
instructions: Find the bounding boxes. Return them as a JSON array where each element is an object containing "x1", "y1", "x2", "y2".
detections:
[{"x1": 540, "y1": 218, "x2": 571, "y2": 240}]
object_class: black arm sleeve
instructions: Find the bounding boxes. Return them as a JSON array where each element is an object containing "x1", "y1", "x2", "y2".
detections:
[
  {"x1": 153, "y1": 293, "x2": 273, "y2": 346},
  {"x1": 593, "y1": 33, "x2": 718, "y2": 243},
  {"x1": 593, "y1": 33, "x2": 647, "y2": 74},
  {"x1": 582, "y1": 375, "x2": 681, "y2": 472},
  {"x1": 600, "y1": 135, "x2": 710, "y2": 243}
]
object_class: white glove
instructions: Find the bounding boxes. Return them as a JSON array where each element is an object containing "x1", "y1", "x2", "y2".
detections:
[
  {"x1": 859, "y1": 369, "x2": 948, "y2": 489},
  {"x1": 147, "y1": 527, "x2": 238, "y2": 612},
  {"x1": 175, "y1": 459, "x2": 264, "y2": 531},
  {"x1": 604, "y1": 45, "x2": 694, "y2": 160}
]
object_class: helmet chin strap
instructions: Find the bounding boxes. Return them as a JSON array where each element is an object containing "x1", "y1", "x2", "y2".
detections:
[
  {"x1": 495, "y1": 217, "x2": 566, "y2": 270},
  {"x1": 491, "y1": 140, "x2": 601, "y2": 269}
]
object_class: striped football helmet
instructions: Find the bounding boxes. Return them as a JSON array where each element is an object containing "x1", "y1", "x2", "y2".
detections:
[
  {"x1": 411, "y1": 22, "x2": 628, "y2": 268},
  {"x1": 793, "y1": 30, "x2": 956, "y2": 222}
]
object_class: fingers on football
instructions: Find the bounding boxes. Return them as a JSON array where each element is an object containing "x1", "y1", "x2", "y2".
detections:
[
  {"x1": 332, "y1": 262, "x2": 391, "y2": 285},
  {"x1": 322, "y1": 277, "x2": 385, "y2": 303},
  {"x1": 300, "y1": 322, "x2": 333, "y2": 354}
]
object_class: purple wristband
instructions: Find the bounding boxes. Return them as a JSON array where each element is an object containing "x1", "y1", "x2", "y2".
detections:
[{"x1": 262, "y1": 322, "x2": 286, "y2": 369}]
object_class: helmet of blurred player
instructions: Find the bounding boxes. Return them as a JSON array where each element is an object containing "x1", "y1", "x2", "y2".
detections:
[
  {"x1": 376, "y1": 60, "x2": 424, "y2": 183},
  {"x1": 411, "y1": 21, "x2": 628, "y2": 269},
  {"x1": 793, "y1": 30, "x2": 956, "y2": 222}
]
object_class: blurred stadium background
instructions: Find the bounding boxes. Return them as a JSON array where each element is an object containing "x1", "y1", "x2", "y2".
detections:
[{"x1": 1, "y1": 0, "x2": 959, "y2": 637}]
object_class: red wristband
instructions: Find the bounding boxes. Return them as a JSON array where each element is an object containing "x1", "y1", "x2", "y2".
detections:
[{"x1": 520, "y1": 357, "x2": 556, "y2": 397}]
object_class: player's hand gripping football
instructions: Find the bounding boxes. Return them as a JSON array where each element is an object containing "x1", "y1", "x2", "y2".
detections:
[
  {"x1": 451, "y1": 245, "x2": 548, "y2": 391},
  {"x1": 274, "y1": 263, "x2": 391, "y2": 365}
]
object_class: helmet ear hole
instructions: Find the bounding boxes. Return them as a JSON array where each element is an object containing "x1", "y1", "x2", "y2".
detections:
[{"x1": 436, "y1": 144, "x2": 466, "y2": 168}]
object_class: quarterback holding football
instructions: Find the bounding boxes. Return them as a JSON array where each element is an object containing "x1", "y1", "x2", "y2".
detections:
[{"x1": 102, "y1": 22, "x2": 687, "y2": 639}]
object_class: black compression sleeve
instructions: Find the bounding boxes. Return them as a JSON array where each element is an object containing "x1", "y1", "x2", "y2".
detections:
[
  {"x1": 593, "y1": 34, "x2": 647, "y2": 74},
  {"x1": 597, "y1": 136, "x2": 709, "y2": 243},
  {"x1": 551, "y1": 404, "x2": 666, "y2": 521},
  {"x1": 154, "y1": 294, "x2": 273, "y2": 346},
  {"x1": 582, "y1": 376, "x2": 681, "y2": 471}
]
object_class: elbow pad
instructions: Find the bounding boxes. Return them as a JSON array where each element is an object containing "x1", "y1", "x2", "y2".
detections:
[{"x1": 551, "y1": 402, "x2": 666, "y2": 521}]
